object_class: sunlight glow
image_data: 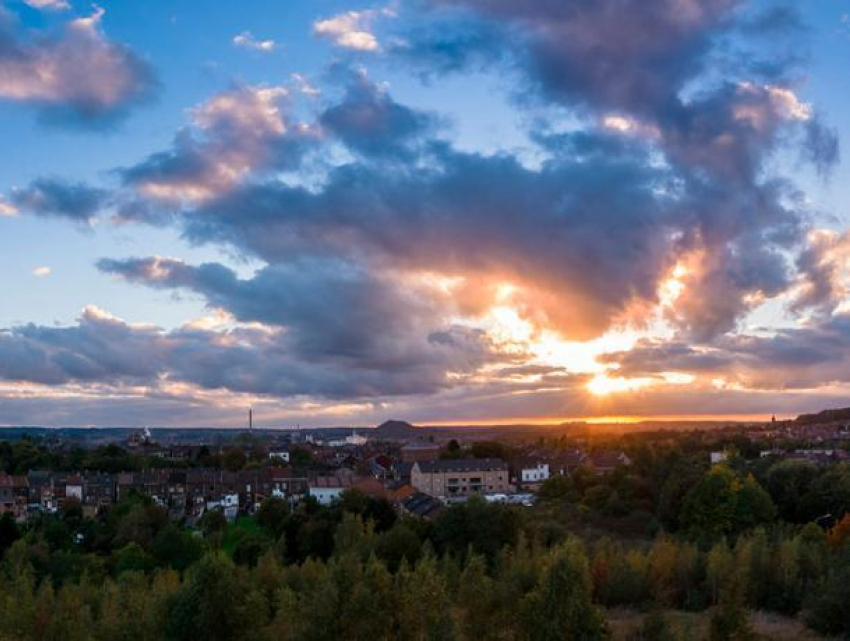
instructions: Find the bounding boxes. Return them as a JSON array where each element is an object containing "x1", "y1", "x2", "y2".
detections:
[{"x1": 587, "y1": 374, "x2": 655, "y2": 396}]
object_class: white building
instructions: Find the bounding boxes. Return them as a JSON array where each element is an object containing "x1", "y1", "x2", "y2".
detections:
[
  {"x1": 308, "y1": 475, "x2": 355, "y2": 505},
  {"x1": 520, "y1": 463, "x2": 550, "y2": 484},
  {"x1": 268, "y1": 450, "x2": 290, "y2": 463},
  {"x1": 710, "y1": 451, "x2": 729, "y2": 465}
]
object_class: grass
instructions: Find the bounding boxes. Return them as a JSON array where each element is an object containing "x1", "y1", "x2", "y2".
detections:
[
  {"x1": 604, "y1": 607, "x2": 831, "y2": 640},
  {"x1": 220, "y1": 515, "x2": 268, "y2": 556}
]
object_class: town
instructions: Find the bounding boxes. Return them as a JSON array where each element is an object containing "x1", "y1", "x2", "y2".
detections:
[{"x1": 1, "y1": 410, "x2": 848, "y2": 528}]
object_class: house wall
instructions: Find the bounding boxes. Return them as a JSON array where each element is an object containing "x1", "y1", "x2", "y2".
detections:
[
  {"x1": 521, "y1": 464, "x2": 550, "y2": 483},
  {"x1": 309, "y1": 487, "x2": 344, "y2": 505},
  {"x1": 411, "y1": 467, "x2": 510, "y2": 498}
]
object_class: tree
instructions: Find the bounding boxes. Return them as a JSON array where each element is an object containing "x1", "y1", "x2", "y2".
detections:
[
  {"x1": 519, "y1": 539, "x2": 609, "y2": 641},
  {"x1": 288, "y1": 447, "x2": 312, "y2": 467},
  {"x1": 680, "y1": 466, "x2": 775, "y2": 537},
  {"x1": 0, "y1": 512, "x2": 20, "y2": 556},
  {"x1": 709, "y1": 571, "x2": 755, "y2": 641},
  {"x1": 457, "y1": 554, "x2": 498, "y2": 640},
  {"x1": 764, "y1": 459, "x2": 819, "y2": 522},
  {"x1": 112, "y1": 542, "x2": 154, "y2": 575},
  {"x1": 164, "y1": 554, "x2": 265, "y2": 641},
  {"x1": 806, "y1": 547, "x2": 850, "y2": 637},
  {"x1": 375, "y1": 521, "x2": 423, "y2": 572},
  {"x1": 221, "y1": 447, "x2": 247, "y2": 472},
  {"x1": 197, "y1": 510, "x2": 227, "y2": 540},
  {"x1": 825, "y1": 512, "x2": 850, "y2": 550},
  {"x1": 151, "y1": 525, "x2": 205, "y2": 572},
  {"x1": 394, "y1": 555, "x2": 455, "y2": 641},
  {"x1": 433, "y1": 496, "x2": 521, "y2": 561},
  {"x1": 537, "y1": 475, "x2": 578, "y2": 502},
  {"x1": 255, "y1": 497, "x2": 290, "y2": 537},
  {"x1": 230, "y1": 530, "x2": 272, "y2": 568}
]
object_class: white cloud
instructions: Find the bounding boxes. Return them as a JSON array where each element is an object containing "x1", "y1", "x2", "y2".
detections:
[
  {"x1": 32, "y1": 266, "x2": 52, "y2": 277},
  {"x1": 23, "y1": 0, "x2": 70, "y2": 10},
  {"x1": 0, "y1": 199, "x2": 18, "y2": 217},
  {"x1": 232, "y1": 31, "x2": 276, "y2": 52},
  {"x1": 313, "y1": 10, "x2": 380, "y2": 51},
  {"x1": 291, "y1": 73, "x2": 320, "y2": 97}
]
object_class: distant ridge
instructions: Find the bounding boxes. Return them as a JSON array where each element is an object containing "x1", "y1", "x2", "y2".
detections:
[{"x1": 795, "y1": 407, "x2": 850, "y2": 425}]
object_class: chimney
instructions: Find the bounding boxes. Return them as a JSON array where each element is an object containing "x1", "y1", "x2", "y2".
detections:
[{"x1": 249, "y1": 408, "x2": 253, "y2": 432}]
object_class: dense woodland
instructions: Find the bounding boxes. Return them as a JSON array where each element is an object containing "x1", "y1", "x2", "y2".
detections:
[{"x1": 0, "y1": 435, "x2": 849, "y2": 639}]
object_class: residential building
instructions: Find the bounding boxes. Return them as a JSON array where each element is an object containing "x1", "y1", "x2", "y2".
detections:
[
  {"x1": 308, "y1": 474, "x2": 357, "y2": 505},
  {"x1": 399, "y1": 441, "x2": 441, "y2": 463},
  {"x1": 401, "y1": 492, "x2": 445, "y2": 519},
  {"x1": 519, "y1": 462, "x2": 550, "y2": 485},
  {"x1": 411, "y1": 458, "x2": 511, "y2": 498},
  {"x1": 268, "y1": 449, "x2": 290, "y2": 463}
]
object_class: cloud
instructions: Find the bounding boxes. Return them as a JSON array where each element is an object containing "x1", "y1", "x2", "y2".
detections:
[
  {"x1": 0, "y1": 198, "x2": 17, "y2": 217},
  {"x1": 0, "y1": 5, "x2": 156, "y2": 126},
  {"x1": 4, "y1": 0, "x2": 844, "y2": 424},
  {"x1": 96, "y1": 66, "x2": 810, "y2": 347},
  {"x1": 23, "y1": 0, "x2": 70, "y2": 11},
  {"x1": 791, "y1": 230, "x2": 850, "y2": 315},
  {"x1": 32, "y1": 266, "x2": 51, "y2": 277},
  {"x1": 232, "y1": 31, "x2": 276, "y2": 52},
  {"x1": 314, "y1": 10, "x2": 382, "y2": 51},
  {"x1": 9, "y1": 177, "x2": 107, "y2": 223},
  {"x1": 118, "y1": 85, "x2": 303, "y2": 206},
  {"x1": 291, "y1": 73, "x2": 320, "y2": 97},
  {"x1": 319, "y1": 66, "x2": 435, "y2": 157},
  {"x1": 177, "y1": 129, "x2": 676, "y2": 341},
  {"x1": 97, "y1": 255, "x2": 501, "y2": 373},
  {"x1": 0, "y1": 300, "x2": 503, "y2": 400},
  {"x1": 604, "y1": 312, "x2": 850, "y2": 393}
]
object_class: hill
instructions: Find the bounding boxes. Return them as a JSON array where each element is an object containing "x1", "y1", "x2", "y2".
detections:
[
  {"x1": 795, "y1": 407, "x2": 850, "y2": 425},
  {"x1": 372, "y1": 420, "x2": 424, "y2": 441}
]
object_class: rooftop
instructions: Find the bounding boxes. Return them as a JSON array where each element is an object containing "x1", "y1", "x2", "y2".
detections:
[{"x1": 414, "y1": 458, "x2": 508, "y2": 474}]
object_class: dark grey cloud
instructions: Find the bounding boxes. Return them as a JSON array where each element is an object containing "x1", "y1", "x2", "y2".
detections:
[
  {"x1": 418, "y1": 0, "x2": 740, "y2": 115},
  {"x1": 178, "y1": 130, "x2": 676, "y2": 340},
  {"x1": 97, "y1": 255, "x2": 499, "y2": 370},
  {"x1": 319, "y1": 66, "x2": 436, "y2": 158},
  {"x1": 0, "y1": 6, "x2": 156, "y2": 127},
  {"x1": 10, "y1": 177, "x2": 107, "y2": 223},
  {"x1": 0, "y1": 302, "x2": 505, "y2": 399}
]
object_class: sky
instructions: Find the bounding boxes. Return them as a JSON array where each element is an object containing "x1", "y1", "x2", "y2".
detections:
[{"x1": 1, "y1": 0, "x2": 850, "y2": 427}]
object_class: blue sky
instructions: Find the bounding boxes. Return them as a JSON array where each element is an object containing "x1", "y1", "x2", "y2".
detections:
[{"x1": 1, "y1": 0, "x2": 850, "y2": 427}]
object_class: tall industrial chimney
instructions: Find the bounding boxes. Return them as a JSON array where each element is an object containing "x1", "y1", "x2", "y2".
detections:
[{"x1": 249, "y1": 408, "x2": 253, "y2": 432}]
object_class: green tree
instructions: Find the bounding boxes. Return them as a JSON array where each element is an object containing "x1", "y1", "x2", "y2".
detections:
[
  {"x1": 519, "y1": 539, "x2": 609, "y2": 641},
  {"x1": 680, "y1": 466, "x2": 775, "y2": 537},
  {"x1": 457, "y1": 554, "x2": 498, "y2": 640},
  {"x1": 709, "y1": 571, "x2": 755, "y2": 641},
  {"x1": 221, "y1": 447, "x2": 247, "y2": 472},
  {"x1": 151, "y1": 525, "x2": 205, "y2": 572},
  {"x1": 255, "y1": 497, "x2": 290, "y2": 537},
  {"x1": 433, "y1": 496, "x2": 521, "y2": 562},
  {"x1": 375, "y1": 521, "x2": 423, "y2": 572},
  {"x1": 806, "y1": 548, "x2": 850, "y2": 637},
  {"x1": 394, "y1": 555, "x2": 456, "y2": 641},
  {"x1": 164, "y1": 554, "x2": 265, "y2": 641}
]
